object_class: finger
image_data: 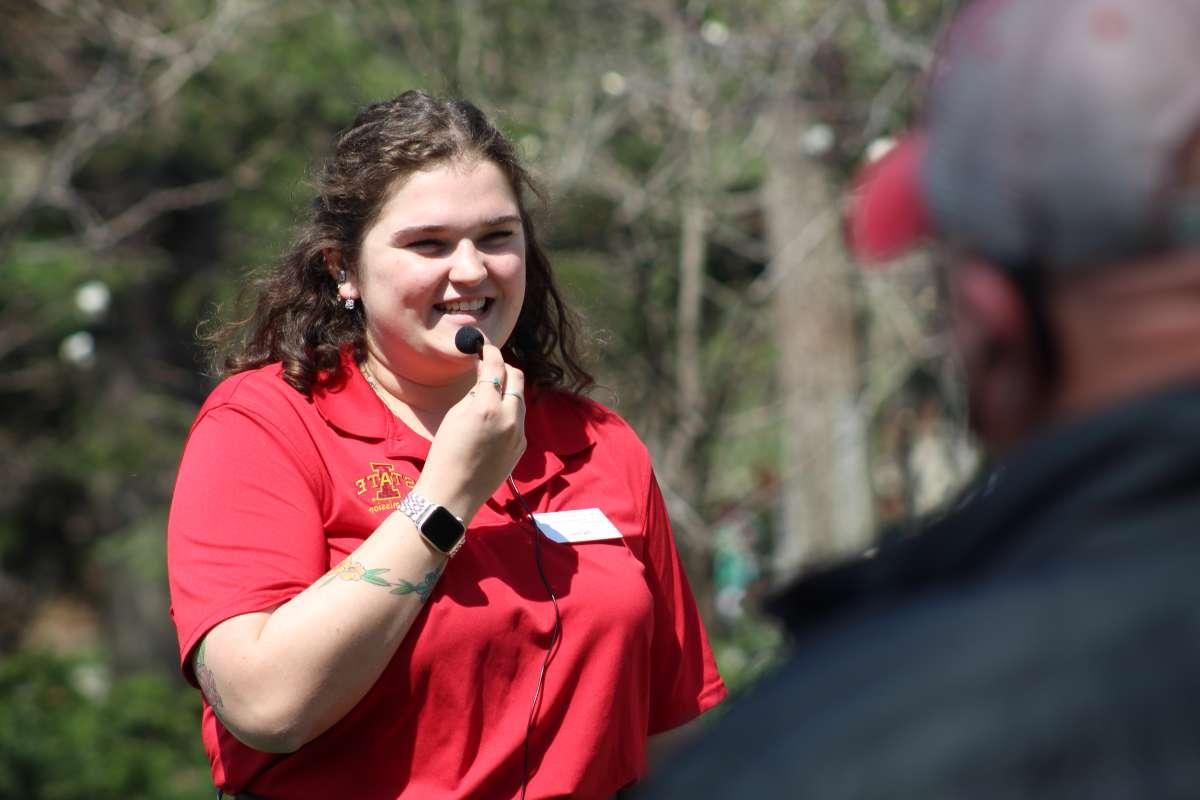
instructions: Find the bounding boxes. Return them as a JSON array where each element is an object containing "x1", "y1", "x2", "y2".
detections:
[
  {"x1": 502, "y1": 365, "x2": 525, "y2": 413},
  {"x1": 476, "y1": 343, "x2": 507, "y2": 394}
]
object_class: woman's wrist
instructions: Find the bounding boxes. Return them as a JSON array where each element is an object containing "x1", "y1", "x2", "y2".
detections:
[{"x1": 410, "y1": 477, "x2": 483, "y2": 525}]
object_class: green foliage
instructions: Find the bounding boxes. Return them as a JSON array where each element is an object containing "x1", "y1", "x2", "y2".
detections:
[
  {"x1": 4, "y1": 242, "x2": 118, "y2": 346},
  {"x1": 94, "y1": 514, "x2": 170, "y2": 585},
  {"x1": 0, "y1": 651, "x2": 209, "y2": 800}
]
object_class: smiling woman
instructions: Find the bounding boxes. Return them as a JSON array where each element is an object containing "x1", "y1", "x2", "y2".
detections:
[
  {"x1": 338, "y1": 160, "x2": 528, "y2": 397},
  {"x1": 210, "y1": 91, "x2": 588, "y2": 398},
  {"x1": 166, "y1": 91, "x2": 726, "y2": 800}
]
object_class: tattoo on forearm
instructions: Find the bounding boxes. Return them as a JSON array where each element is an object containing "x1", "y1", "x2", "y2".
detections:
[
  {"x1": 390, "y1": 567, "x2": 442, "y2": 603},
  {"x1": 194, "y1": 638, "x2": 225, "y2": 715},
  {"x1": 321, "y1": 558, "x2": 444, "y2": 603}
]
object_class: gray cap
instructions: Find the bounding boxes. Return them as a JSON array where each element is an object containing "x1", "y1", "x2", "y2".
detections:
[{"x1": 850, "y1": 0, "x2": 1200, "y2": 271}]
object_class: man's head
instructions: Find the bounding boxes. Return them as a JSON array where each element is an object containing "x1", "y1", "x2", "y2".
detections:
[{"x1": 848, "y1": 0, "x2": 1200, "y2": 454}]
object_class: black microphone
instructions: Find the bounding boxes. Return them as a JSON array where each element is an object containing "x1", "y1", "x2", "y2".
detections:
[{"x1": 454, "y1": 326, "x2": 485, "y2": 358}]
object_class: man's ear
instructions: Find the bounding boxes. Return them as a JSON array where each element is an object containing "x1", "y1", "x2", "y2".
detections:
[
  {"x1": 953, "y1": 260, "x2": 1031, "y2": 356},
  {"x1": 952, "y1": 260, "x2": 1051, "y2": 453}
]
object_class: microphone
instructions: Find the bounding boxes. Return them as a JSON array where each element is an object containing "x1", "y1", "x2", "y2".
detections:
[{"x1": 454, "y1": 326, "x2": 485, "y2": 358}]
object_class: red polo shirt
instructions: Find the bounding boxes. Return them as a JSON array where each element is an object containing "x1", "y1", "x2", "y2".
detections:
[{"x1": 167, "y1": 357, "x2": 726, "y2": 799}]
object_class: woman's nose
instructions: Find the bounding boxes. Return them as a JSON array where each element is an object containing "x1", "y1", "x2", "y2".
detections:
[{"x1": 448, "y1": 240, "x2": 487, "y2": 284}]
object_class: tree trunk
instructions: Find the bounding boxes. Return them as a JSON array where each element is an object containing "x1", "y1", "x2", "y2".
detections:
[{"x1": 761, "y1": 92, "x2": 874, "y2": 584}]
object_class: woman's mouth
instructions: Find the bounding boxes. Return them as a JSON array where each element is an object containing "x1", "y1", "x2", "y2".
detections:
[{"x1": 434, "y1": 297, "x2": 493, "y2": 315}]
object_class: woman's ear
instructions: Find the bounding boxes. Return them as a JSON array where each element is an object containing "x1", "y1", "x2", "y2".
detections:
[
  {"x1": 324, "y1": 249, "x2": 358, "y2": 302},
  {"x1": 324, "y1": 248, "x2": 343, "y2": 281}
]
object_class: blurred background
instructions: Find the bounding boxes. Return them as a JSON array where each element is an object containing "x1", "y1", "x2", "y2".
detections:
[{"x1": 1, "y1": 0, "x2": 973, "y2": 795}]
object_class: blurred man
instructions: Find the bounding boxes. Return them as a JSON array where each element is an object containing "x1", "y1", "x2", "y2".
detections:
[{"x1": 637, "y1": 0, "x2": 1200, "y2": 796}]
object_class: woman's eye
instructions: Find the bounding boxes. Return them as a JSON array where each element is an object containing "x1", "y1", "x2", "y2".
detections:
[
  {"x1": 408, "y1": 239, "x2": 446, "y2": 252},
  {"x1": 481, "y1": 230, "x2": 514, "y2": 245}
]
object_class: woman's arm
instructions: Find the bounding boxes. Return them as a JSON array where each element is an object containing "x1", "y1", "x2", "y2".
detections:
[
  {"x1": 193, "y1": 508, "x2": 448, "y2": 752},
  {"x1": 191, "y1": 346, "x2": 525, "y2": 752}
]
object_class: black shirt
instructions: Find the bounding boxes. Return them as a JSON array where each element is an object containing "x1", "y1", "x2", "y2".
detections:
[{"x1": 638, "y1": 383, "x2": 1200, "y2": 799}]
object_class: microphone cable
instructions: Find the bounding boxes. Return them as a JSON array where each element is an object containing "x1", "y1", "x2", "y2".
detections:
[
  {"x1": 506, "y1": 475, "x2": 562, "y2": 800},
  {"x1": 455, "y1": 329, "x2": 560, "y2": 798}
]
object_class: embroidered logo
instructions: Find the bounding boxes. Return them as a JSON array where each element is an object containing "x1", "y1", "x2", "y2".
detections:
[{"x1": 355, "y1": 462, "x2": 415, "y2": 513}]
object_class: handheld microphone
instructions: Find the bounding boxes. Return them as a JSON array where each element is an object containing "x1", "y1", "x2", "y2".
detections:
[{"x1": 454, "y1": 326, "x2": 485, "y2": 358}]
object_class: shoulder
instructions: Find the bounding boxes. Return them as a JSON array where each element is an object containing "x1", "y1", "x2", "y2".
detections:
[
  {"x1": 179, "y1": 364, "x2": 327, "y2": 491},
  {"x1": 529, "y1": 390, "x2": 650, "y2": 462},
  {"x1": 649, "y1": 547, "x2": 1200, "y2": 798},
  {"x1": 528, "y1": 392, "x2": 657, "y2": 519},
  {"x1": 201, "y1": 362, "x2": 308, "y2": 413},
  {"x1": 192, "y1": 363, "x2": 314, "y2": 428},
  {"x1": 184, "y1": 363, "x2": 321, "y2": 456}
]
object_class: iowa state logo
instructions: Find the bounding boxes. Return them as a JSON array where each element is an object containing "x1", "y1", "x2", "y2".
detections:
[{"x1": 355, "y1": 462, "x2": 415, "y2": 513}]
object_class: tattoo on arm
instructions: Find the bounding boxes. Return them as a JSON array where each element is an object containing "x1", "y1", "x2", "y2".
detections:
[
  {"x1": 194, "y1": 638, "x2": 226, "y2": 716},
  {"x1": 390, "y1": 567, "x2": 443, "y2": 603},
  {"x1": 320, "y1": 558, "x2": 444, "y2": 603},
  {"x1": 191, "y1": 560, "x2": 444, "y2": 726}
]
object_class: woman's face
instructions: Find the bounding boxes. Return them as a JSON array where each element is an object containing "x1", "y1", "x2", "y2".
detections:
[{"x1": 345, "y1": 158, "x2": 527, "y2": 383}]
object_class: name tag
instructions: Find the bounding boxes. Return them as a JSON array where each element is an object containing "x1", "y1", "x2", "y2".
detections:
[{"x1": 531, "y1": 508, "x2": 623, "y2": 544}]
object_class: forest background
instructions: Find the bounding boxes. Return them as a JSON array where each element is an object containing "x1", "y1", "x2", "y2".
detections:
[{"x1": 0, "y1": 1, "x2": 973, "y2": 796}]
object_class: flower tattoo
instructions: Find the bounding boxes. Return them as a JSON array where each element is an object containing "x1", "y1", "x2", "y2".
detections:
[{"x1": 321, "y1": 558, "x2": 443, "y2": 602}]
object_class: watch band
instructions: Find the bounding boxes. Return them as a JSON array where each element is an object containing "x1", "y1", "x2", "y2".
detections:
[
  {"x1": 398, "y1": 491, "x2": 466, "y2": 557},
  {"x1": 398, "y1": 489, "x2": 431, "y2": 522}
]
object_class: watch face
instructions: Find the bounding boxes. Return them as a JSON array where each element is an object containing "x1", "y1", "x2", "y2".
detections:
[{"x1": 421, "y1": 505, "x2": 465, "y2": 553}]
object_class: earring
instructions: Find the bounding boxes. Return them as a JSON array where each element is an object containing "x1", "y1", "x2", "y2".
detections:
[{"x1": 335, "y1": 270, "x2": 354, "y2": 309}]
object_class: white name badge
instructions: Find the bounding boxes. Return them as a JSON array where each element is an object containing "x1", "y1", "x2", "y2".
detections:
[{"x1": 531, "y1": 508, "x2": 624, "y2": 544}]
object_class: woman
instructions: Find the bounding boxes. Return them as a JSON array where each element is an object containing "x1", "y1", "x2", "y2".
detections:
[{"x1": 167, "y1": 90, "x2": 726, "y2": 800}]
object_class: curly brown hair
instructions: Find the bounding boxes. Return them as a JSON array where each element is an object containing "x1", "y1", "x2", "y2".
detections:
[{"x1": 206, "y1": 90, "x2": 593, "y2": 395}]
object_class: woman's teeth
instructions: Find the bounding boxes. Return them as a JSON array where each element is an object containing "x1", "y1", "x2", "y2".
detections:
[{"x1": 436, "y1": 298, "x2": 488, "y2": 313}]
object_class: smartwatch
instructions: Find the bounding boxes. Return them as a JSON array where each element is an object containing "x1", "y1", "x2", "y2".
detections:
[{"x1": 398, "y1": 491, "x2": 466, "y2": 557}]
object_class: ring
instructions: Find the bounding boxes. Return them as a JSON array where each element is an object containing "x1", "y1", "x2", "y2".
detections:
[
  {"x1": 477, "y1": 377, "x2": 503, "y2": 393},
  {"x1": 503, "y1": 392, "x2": 524, "y2": 404}
]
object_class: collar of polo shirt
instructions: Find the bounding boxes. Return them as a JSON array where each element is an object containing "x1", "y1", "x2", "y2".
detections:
[{"x1": 312, "y1": 348, "x2": 596, "y2": 502}]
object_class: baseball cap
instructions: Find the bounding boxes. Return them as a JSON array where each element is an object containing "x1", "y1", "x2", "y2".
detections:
[{"x1": 847, "y1": 0, "x2": 1200, "y2": 271}]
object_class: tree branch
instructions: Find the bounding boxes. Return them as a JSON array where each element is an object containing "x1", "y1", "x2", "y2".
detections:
[
  {"x1": 82, "y1": 178, "x2": 233, "y2": 250},
  {"x1": 863, "y1": 0, "x2": 937, "y2": 70}
]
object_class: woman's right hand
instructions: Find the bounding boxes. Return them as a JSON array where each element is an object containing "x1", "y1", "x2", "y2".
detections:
[{"x1": 414, "y1": 343, "x2": 527, "y2": 523}]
